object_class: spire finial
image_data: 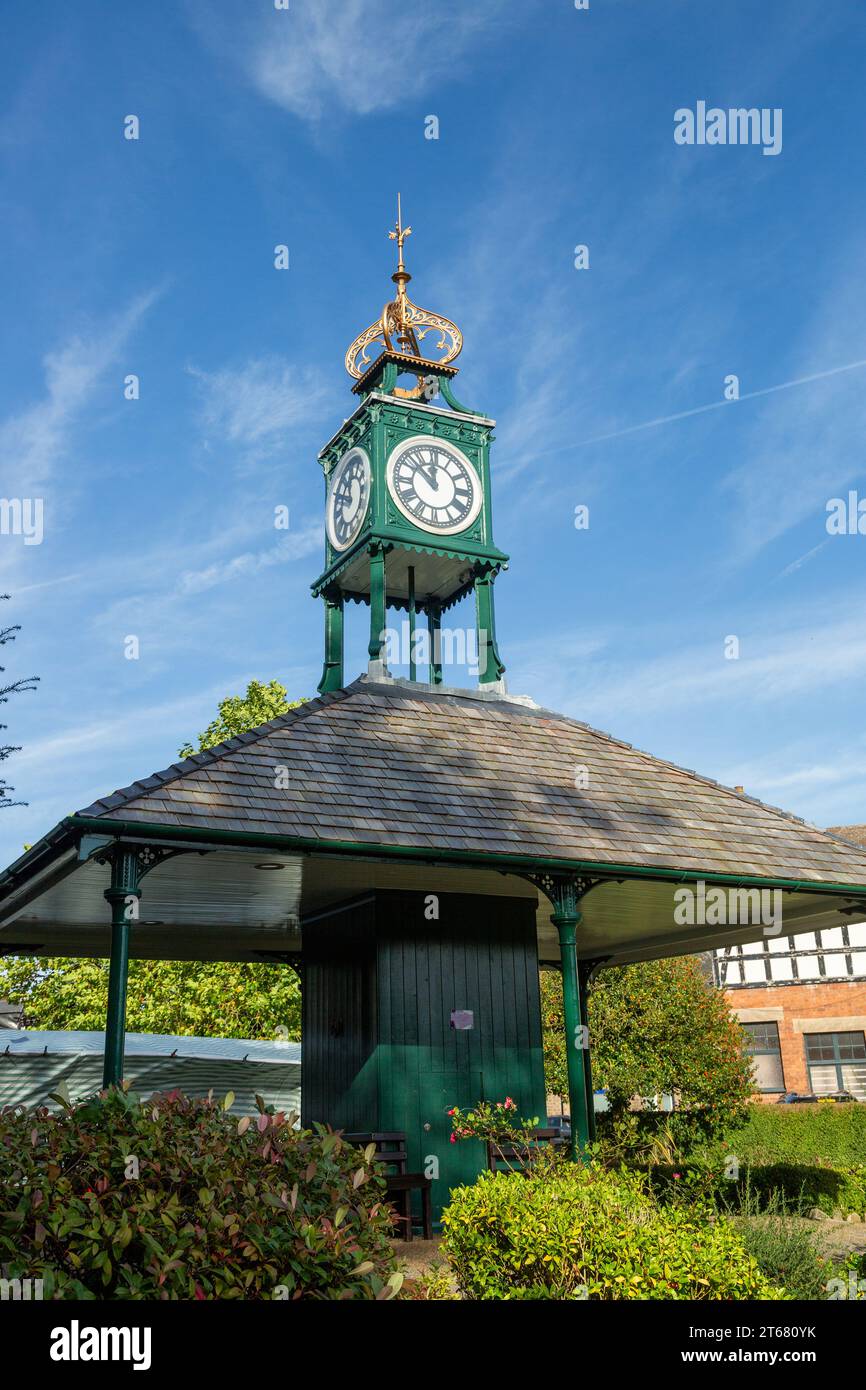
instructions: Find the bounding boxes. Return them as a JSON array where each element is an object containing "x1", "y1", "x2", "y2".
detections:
[{"x1": 388, "y1": 192, "x2": 412, "y2": 275}]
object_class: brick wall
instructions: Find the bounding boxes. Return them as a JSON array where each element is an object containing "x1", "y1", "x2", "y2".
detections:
[{"x1": 726, "y1": 978, "x2": 866, "y2": 1099}]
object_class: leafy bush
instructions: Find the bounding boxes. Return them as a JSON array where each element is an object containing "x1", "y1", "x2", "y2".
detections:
[
  {"x1": 440, "y1": 1163, "x2": 786, "y2": 1300},
  {"x1": 733, "y1": 1191, "x2": 835, "y2": 1301},
  {"x1": 0, "y1": 1087, "x2": 399, "y2": 1300},
  {"x1": 724, "y1": 1102, "x2": 866, "y2": 1169},
  {"x1": 647, "y1": 1159, "x2": 866, "y2": 1218}
]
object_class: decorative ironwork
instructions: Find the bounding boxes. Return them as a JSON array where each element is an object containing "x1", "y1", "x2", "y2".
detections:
[
  {"x1": 525, "y1": 872, "x2": 606, "y2": 918},
  {"x1": 344, "y1": 196, "x2": 462, "y2": 380},
  {"x1": 93, "y1": 843, "x2": 195, "y2": 887}
]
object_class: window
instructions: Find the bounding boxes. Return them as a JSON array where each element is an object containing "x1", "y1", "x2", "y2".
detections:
[
  {"x1": 741, "y1": 1021, "x2": 785, "y2": 1093},
  {"x1": 804, "y1": 1031, "x2": 866, "y2": 1098}
]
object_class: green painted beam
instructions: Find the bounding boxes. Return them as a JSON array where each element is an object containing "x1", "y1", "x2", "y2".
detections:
[{"x1": 36, "y1": 816, "x2": 866, "y2": 900}]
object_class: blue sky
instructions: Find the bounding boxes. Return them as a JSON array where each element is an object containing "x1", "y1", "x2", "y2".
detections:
[{"x1": 1, "y1": 0, "x2": 866, "y2": 867}]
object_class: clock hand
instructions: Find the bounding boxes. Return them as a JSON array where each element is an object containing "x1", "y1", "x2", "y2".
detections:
[{"x1": 417, "y1": 461, "x2": 440, "y2": 488}]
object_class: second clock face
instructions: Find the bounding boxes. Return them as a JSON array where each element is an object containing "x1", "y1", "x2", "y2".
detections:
[
  {"x1": 387, "y1": 436, "x2": 482, "y2": 535},
  {"x1": 326, "y1": 447, "x2": 371, "y2": 551}
]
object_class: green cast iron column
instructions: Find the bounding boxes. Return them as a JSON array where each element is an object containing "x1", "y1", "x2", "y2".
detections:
[
  {"x1": 407, "y1": 566, "x2": 417, "y2": 683},
  {"x1": 577, "y1": 960, "x2": 596, "y2": 1143},
  {"x1": 318, "y1": 588, "x2": 344, "y2": 694},
  {"x1": 474, "y1": 565, "x2": 505, "y2": 686},
  {"x1": 102, "y1": 849, "x2": 142, "y2": 1089},
  {"x1": 428, "y1": 601, "x2": 443, "y2": 685},
  {"x1": 368, "y1": 542, "x2": 388, "y2": 673},
  {"x1": 552, "y1": 908, "x2": 591, "y2": 1158}
]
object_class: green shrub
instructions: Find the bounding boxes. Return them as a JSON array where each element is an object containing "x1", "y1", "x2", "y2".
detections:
[
  {"x1": 440, "y1": 1163, "x2": 786, "y2": 1300},
  {"x1": 725, "y1": 1102, "x2": 866, "y2": 1168},
  {"x1": 647, "y1": 1159, "x2": 866, "y2": 1217},
  {"x1": 733, "y1": 1191, "x2": 835, "y2": 1301},
  {"x1": 0, "y1": 1087, "x2": 399, "y2": 1300}
]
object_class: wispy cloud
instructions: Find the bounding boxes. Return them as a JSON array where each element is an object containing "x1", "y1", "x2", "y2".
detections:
[
  {"x1": 177, "y1": 524, "x2": 322, "y2": 595},
  {"x1": 721, "y1": 250, "x2": 866, "y2": 564},
  {"x1": 510, "y1": 602, "x2": 866, "y2": 728},
  {"x1": 0, "y1": 289, "x2": 161, "y2": 496},
  {"x1": 189, "y1": 0, "x2": 509, "y2": 123},
  {"x1": 189, "y1": 356, "x2": 330, "y2": 467}
]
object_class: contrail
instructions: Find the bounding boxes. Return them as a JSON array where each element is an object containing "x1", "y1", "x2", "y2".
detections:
[{"x1": 521, "y1": 357, "x2": 866, "y2": 459}]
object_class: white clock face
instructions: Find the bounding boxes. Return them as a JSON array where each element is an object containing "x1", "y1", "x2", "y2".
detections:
[
  {"x1": 326, "y1": 447, "x2": 371, "y2": 551},
  {"x1": 386, "y1": 436, "x2": 482, "y2": 535}
]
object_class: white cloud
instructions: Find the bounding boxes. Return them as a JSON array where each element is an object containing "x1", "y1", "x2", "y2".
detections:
[
  {"x1": 189, "y1": 357, "x2": 330, "y2": 465},
  {"x1": 0, "y1": 290, "x2": 160, "y2": 496},
  {"x1": 189, "y1": 0, "x2": 508, "y2": 123},
  {"x1": 177, "y1": 524, "x2": 322, "y2": 595},
  {"x1": 721, "y1": 250, "x2": 866, "y2": 563},
  {"x1": 508, "y1": 601, "x2": 866, "y2": 727}
]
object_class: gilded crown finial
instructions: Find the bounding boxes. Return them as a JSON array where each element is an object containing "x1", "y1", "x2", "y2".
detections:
[{"x1": 345, "y1": 196, "x2": 463, "y2": 381}]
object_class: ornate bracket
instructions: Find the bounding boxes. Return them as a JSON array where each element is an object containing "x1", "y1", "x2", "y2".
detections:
[
  {"x1": 525, "y1": 872, "x2": 606, "y2": 919},
  {"x1": 89, "y1": 843, "x2": 207, "y2": 910}
]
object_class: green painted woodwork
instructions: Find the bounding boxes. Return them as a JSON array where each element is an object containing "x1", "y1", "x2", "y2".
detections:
[
  {"x1": 367, "y1": 541, "x2": 387, "y2": 668},
  {"x1": 553, "y1": 910, "x2": 591, "y2": 1158},
  {"x1": 428, "y1": 601, "x2": 443, "y2": 685},
  {"x1": 300, "y1": 890, "x2": 546, "y2": 1224},
  {"x1": 311, "y1": 354, "x2": 509, "y2": 687},
  {"x1": 474, "y1": 563, "x2": 506, "y2": 685},
  {"x1": 578, "y1": 960, "x2": 597, "y2": 1143},
  {"x1": 317, "y1": 588, "x2": 344, "y2": 694},
  {"x1": 407, "y1": 566, "x2": 417, "y2": 682},
  {"x1": 60, "y1": 814, "x2": 866, "y2": 902},
  {"x1": 102, "y1": 849, "x2": 142, "y2": 1088}
]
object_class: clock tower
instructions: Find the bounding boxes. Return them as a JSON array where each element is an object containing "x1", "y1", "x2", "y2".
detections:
[{"x1": 312, "y1": 198, "x2": 509, "y2": 694}]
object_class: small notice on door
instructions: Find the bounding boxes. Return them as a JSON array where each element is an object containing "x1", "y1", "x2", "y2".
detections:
[{"x1": 450, "y1": 1009, "x2": 474, "y2": 1030}]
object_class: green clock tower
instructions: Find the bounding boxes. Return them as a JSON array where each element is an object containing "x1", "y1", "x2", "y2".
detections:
[{"x1": 312, "y1": 198, "x2": 509, "y2": 693}]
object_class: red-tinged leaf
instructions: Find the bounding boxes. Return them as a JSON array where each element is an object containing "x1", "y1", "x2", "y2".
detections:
[{"x1": 257, "y1": 1113, "x2": 269, "y2": 1133}]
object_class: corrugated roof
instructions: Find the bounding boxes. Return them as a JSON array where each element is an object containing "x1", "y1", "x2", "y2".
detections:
[
  {"x1": 76, "y1": 678, "x2": 866, "y2": 886},
  {"x1": 0, "y1": 1031, "x2": 300, "y2": 1063}
]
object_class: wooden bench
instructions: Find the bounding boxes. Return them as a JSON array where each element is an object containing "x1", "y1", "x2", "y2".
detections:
[
  {"x1": 486, "y1": 1127, "x2": 568, "y2": 1173},
  {"x1": 343, "y1": 1131, "x2": 433, "y2": 1241}
]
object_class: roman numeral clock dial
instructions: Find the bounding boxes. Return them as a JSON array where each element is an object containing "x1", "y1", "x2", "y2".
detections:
[
  {"x1": 386, "y1": 436, "x2": 482, "y2": 536},
  {"x1": 326, "y1": 447, "x2": 371, "y2": 551}
]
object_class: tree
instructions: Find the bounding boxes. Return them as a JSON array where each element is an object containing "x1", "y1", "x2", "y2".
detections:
[
  {"x1": 0, "y1": 956, "x2": 301, "y2": 1040},
  {"x1": 1, "y1": 677, "x2": 309, "y2": 1040},
  {"x1": 178, "y1": 679, "x2": 305, "y2": 758},
  {"x1": 541, "y1": 957, "x2": 753, "y2": 1144},
  {"x1": 0, "y1": 594, "x2": 39, "y2": 808}
]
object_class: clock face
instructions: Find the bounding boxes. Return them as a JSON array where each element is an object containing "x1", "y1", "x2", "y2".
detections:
[
  {"x1": 326, "y1": 447, "x2": 371, "y2": 551},
  {"x1": 386, "y1": 436, "x2": 482, "y2": 535}
]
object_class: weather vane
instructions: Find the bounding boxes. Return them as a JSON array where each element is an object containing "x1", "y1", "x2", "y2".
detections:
[{"x1": 388, "y1": 193, "x2": 412, "y2": 273}]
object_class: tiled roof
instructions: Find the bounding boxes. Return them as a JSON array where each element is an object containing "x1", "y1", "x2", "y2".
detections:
[{"x1": 77, "y1": 680, "x2": 866, "y2": 885}]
